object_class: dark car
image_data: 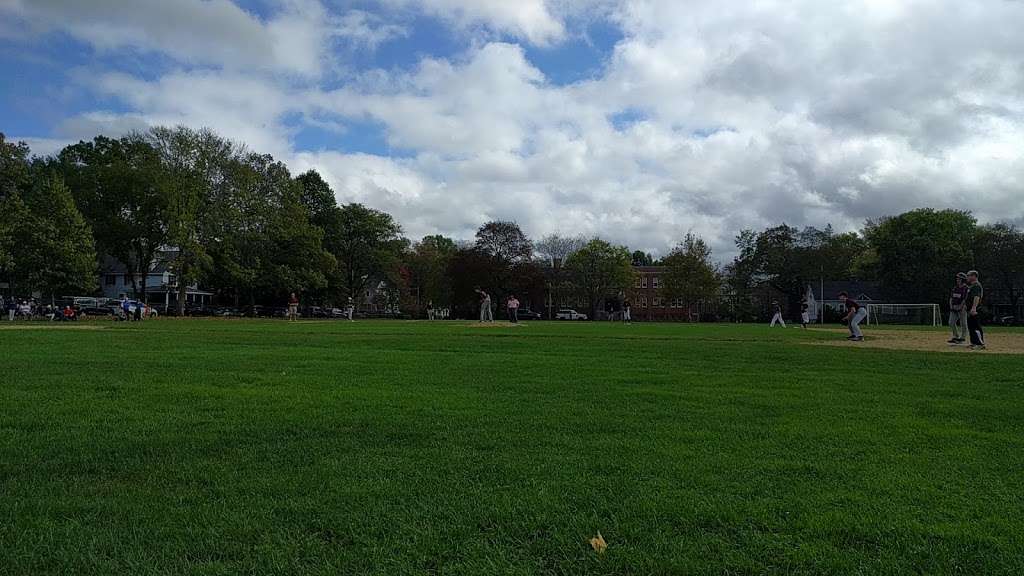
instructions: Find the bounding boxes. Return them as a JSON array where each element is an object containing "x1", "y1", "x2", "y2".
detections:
[
  {"x1": 514, "y1": 308, "x2": 543, "y2": 320},
  {"x1": 213, "y1": 306, "x2": 241, "y2": 317},
  {"x1": 302, "y1": 306, "x2": 330, "y2": 318},
  {"x1": 243, "y1": 305, "x2": 270, "y2": 318}
]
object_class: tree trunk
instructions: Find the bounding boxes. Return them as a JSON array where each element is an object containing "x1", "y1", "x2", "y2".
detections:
[{"x1": 176, "y1": 259, "x2": 188, "y2": 316}]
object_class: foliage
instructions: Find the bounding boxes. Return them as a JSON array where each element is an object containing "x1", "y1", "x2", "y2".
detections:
[
  {"x1": 565, "y1": 238, "x2": 633, "y2": 318},
  {"x1": 54, "y1": 134, "x2": 167, "y2": 299},
  {"x1": 326, "y1": 203, "x2": 405, "y2": 302},
  {"x1": 474, "y1": 220, "x2": 533, "y2": 263},
  {"x1": 631, "y1": 250, "x2": 654, "y2": 266},
  {"x1": 661, "y1": 233, "x2": 721, "y2": 313},
  {"x1": 406, "y1": 234, "x2": 458, "y2": 310},
  {"x1": 864, "y1": 209, "x2": 977, "y2": 306},
  {"x1": 973, "y1": 223, "x2": 1024, "y2": 305}
]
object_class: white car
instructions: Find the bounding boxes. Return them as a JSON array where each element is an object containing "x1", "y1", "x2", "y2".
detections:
[{"x1": 555, "y1": 309, "x2": 588, "y2": 321}]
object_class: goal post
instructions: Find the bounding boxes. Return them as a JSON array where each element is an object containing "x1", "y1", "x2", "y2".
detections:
[{"x1": 866, "y1": 303, "x2": 941, "y2": 326}]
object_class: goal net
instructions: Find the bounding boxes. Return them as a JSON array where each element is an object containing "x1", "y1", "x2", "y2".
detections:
[{"x1": 866, "y1": 303, "x2": 940, "y2": 326}]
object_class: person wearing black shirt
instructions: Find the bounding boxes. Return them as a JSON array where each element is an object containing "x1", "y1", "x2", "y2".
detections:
[{"x1": 966, "y1": 270, "x2": 985, "y2": 350}]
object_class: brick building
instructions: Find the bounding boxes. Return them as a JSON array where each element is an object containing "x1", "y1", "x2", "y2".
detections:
[{"x1": 625, "y1": 266, "x2": 719, "y2": 321}]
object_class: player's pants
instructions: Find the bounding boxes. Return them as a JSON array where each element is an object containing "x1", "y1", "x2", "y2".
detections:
[
  {"x1": 968, "y1": 314, "x2": 985, "y2": 346},
  {"x1": 623, "y1": 309, "x2": 631, "y2": 322},
  {"x1": 346, "y1": 306, "x2": 354, "y2": 321},
  {"x1": 949, "y1": 309, "x2": 967, "y2": 340},
  {"x1": 849, "y1": 307, "x2": 868, "y2": 338},
  {"x1": 480, "y1": 302, "x2": 493, "y2": 322},
  {"x1": 508, "y1": 308, "x2": 518, "y2": 323},
  {"x1": 7, "y1": 310, "x2": 13, "y2": 321},
  {"x1": 801, "y1": 313, "x2": 810, "y2": 326},
  {"x1": 770, "y1": 312, "x2": 785, "y2": 327}
]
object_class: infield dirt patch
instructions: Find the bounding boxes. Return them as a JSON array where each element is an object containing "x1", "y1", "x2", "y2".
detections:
[{"x1": 808, "y1": 327, "x2": 1024, "y2": 355}]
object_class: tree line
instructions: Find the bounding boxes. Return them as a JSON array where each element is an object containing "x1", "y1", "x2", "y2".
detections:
[{"x1": 2, "y1": 128, "x2": 1022, "y2": 319}]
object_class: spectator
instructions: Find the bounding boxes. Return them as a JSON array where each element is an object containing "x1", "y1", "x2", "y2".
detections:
[
  {"x1": 7, "y1": 298, "x2": 16, "y2": 321},
  {"x1": 288, "y1": 293, "x2": 299, "y2": 321},
  {"x1": 507, "y1": 295, "x2": 520, "y2": 324}
]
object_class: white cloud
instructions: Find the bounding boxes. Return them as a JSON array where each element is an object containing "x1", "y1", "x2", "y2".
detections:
[
  {"x1": 386, "y1": 0, "x2": 566, "y2": 45},
  {"x1": 0, "y1": 0, "x2": 337, "y2": 76},
  {"x1": 10, "y1": 0, "x2": 1024, "y2": 259}
]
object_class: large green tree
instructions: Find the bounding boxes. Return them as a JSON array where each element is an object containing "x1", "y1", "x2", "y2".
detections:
[
  {"x1": 474, "y1": 221, "x2": 533, "y2": 263},
  {"x1": 661, "y1": 233, "x2": 721, "y2": 319},
  {"x1": 0, "y1": 138, "x2": 96, "y2": 298},
  {"x1": 864, "y1": 208, "x2": 977, "y2": 307},
  {"x1": 55, "y1": 134, "x2": 167, "y2": 301},
  {"x1": 728, "y1": 224, "x2": 869, "y2": 313},
  {"x1": 20, "y1": 175, "x2": 97, "y2": 297},
  {"x1": 324, "y1": 203, "x2": 405, "y2": 302},
  {"x1": 536, "y1": 233, "x2": 585, "y2": 317},
  {"x1": 972, "y1": 222, "x2": 1024, "y2": 307},
  {"x1": 406, "y1": 234, "x2": 458, "y2": 311},
  {"x1": 565, "y1": 238, "x2": 633, "y2": 319}
]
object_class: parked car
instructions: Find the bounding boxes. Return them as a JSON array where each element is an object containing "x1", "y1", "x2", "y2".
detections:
[
  {"x1": 213, "y1": 306, "x2": 241, "y2": 317},
  {"x1": 555, "y1": 309, "x2": 588, "y2": 321},
  {"x1": 243, "y1": 305, "x2": 270, "y2": 318},
  {"x1": 79, "y1": 302, "x2": 116, "y2": 318},
  {"x1": 302, "y1": 306, "x2": 330, "y2": 318},
  {"x1": 515, "y1": 308, "x2": 543, "y2": 320},
  {"x1": 183, "y1": 303, "x2": 215, "y2": 317}
]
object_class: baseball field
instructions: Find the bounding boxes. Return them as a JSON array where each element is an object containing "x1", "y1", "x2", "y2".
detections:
[{"x1": 2, "y1": 319, "x2": 1022, "y2": 575}]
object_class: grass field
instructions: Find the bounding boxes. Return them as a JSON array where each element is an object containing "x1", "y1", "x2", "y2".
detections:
[{"x1": 2, "y1": 319, "x2": 1023, "y2": 575}]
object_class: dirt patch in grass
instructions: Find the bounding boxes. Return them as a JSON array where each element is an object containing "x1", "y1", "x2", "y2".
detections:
[{"x1": 808, "y1": 327, "x2": 1024, "y2": 354}]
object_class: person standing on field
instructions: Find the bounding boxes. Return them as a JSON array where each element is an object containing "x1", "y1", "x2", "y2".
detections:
[
  {"x1": 966, "y1": 270, "x2": 985, "y2": 350},
  {"x1": 6, "y1": 298, "x2": 16, "y2": 321},
  {"x1": 288, "y1": 292, "x2": 299, "y2": 321},
  {"x1": 346, "y1": 296, "x2": 355, "y2": 321},
  {"x1": 838, "y1": 291, "x2": 867, "y2": 341},
  {"x1": 475, "y1": 289, "x2": 493, "y2": 322},
  {"x1": 623, "y1": 299, "x2": 632, "y2": 324},
  {"x1": 426, "y1": 300, "x2": 435, "y2": 321},
  {"x1": 948, "y1": 272, "x2": 969, "y2": 345},
  {"x1": 769, "y1": 301, "x2": 786, "y2": 327},
  {"x1": 507, "y1": 295, "x2": 520, "y2": 324},
  {"x1": 800, "y1": 301, "x2": 810, "y2": 329}
]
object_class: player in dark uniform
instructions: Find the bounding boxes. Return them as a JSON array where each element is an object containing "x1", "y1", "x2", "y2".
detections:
[
  {"x1": 966, "y1": 270, "x2": 985, "y2": 350},
  {"x1": 838, "y1": 291, "x2": 867, "y2": 341}
]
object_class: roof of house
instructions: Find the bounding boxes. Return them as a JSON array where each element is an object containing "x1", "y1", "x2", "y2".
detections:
[
  {"x1": 99, "y1": 254, "x2": 173, "y2": 275},
  {"x1": 810, "y1": 280, "x2": 885, "y2": 301}
]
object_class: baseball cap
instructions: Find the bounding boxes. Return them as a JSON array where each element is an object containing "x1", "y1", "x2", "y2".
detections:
[
  {"x1": 967, "y1": 270, "x2": 979, "y2": 277},
  {"x1": 956, "y1": 272, "x2": 968, "y2": 280}
]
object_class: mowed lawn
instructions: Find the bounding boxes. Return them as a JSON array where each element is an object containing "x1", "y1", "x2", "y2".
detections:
[{"x1": 1, "y1": 320, "x2": 1023, "y2": 575}]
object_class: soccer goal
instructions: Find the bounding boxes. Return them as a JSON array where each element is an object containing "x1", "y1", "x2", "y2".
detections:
[{"x1": 866, "y1": 303, "x2": 941, "y2": 326}]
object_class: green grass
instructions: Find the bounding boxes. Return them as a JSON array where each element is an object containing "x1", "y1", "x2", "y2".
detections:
[{"x1": 1, "y1": 320, "x2": 1023, "y2": 575}]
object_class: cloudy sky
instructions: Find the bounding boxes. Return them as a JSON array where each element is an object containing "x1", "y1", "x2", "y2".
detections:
[{"x1": 2, "y1": 0, "x2": 1022, "y2": 258}]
